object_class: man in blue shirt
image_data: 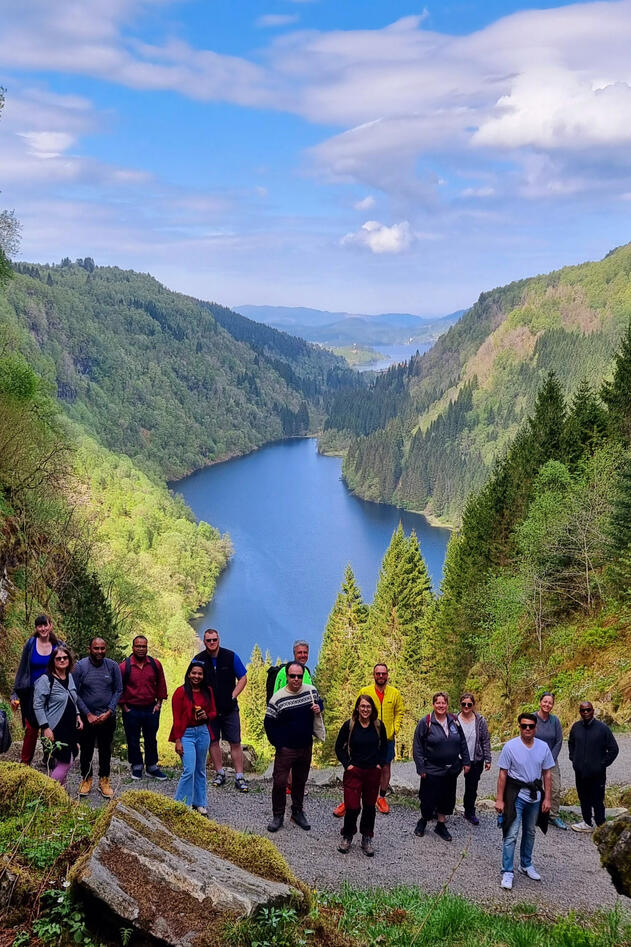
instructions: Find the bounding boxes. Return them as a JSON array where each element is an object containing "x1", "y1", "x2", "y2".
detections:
[{"x1": 195, "y1": 629, "x2": 249, "y2": 792}]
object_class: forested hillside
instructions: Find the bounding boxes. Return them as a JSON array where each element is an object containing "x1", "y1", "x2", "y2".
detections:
[
  {"x1": 2, "y1": 261, "x2": 357, "y2": 480},
  {"x1": 323, "y1": 243, "x2": 631, "y2": 523}
]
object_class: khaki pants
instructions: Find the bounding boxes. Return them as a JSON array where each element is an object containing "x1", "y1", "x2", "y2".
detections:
[{"x1": 550, "y1": 761, "x2": 561, "y2": 818}]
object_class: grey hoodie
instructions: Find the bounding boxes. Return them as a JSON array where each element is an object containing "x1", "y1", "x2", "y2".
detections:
[{"x1": 33, "y1": 673, "x2": 79, "y2": 731}]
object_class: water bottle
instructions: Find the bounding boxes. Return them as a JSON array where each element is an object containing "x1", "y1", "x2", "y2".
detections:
[{"x1": 497, "y1": 813, "x2": 503, "y2": 828}]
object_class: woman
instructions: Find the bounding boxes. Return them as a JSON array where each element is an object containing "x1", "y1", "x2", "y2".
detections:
[
  {"x1": 33, "y1": 646, "x2": 82, "y2": 786},
  {"x1": 535, "y1": 692, "x2": 565, "y2": 830},
  {"x1": 458, "y1": 692, "x2": 491, "y2": 825},
  {"x1": 11, "y1": 615, "x2": 61, "y2": 765},
  {"x1": 335, "y1": 695, "x2": 387, "y2": 856},
  {"x1": 412, "y1": 692, "x2": 471, "y2": 841},
  {"x1": 169, "y1": 660, "x2": 217, "y2": 814}
]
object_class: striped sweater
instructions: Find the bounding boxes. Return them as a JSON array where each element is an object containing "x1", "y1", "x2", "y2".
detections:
[{"x1": 264, "y1": 684, "x2": 325, "y2": 749}]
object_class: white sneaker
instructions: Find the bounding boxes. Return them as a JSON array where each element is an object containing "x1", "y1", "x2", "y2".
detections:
[
  {"x1": 571, "y1": 820, "x2": 594, "y2": 833},
  {"x1": 500, "y1": 872, "x2": 514, "y2": 890},
  {"x1": 519, "y1": 865, "x2": 541, "y2": 881}
]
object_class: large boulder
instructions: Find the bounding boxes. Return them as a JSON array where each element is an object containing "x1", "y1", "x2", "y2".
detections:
[
  {"x1": 593, "y1": 815, "x2": 631, "y2": 897},
  {"x1": 72, "y1": 791, "x2": 306, "y2": 946},
  {"x1": 212, "y1": 740, "x2": 257, "y2": 773}
]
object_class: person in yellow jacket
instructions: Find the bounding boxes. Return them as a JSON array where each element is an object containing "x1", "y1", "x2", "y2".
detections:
[{"x1": 333, "y1": 663, "x2": 404, "y2": 817}]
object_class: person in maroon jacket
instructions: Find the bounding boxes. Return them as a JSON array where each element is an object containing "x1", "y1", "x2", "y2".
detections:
[
  {"x1": 169, "y1": 660, "x2": 217, "y2": 814},
  {"x1": 119, "y1": 635, "x2": 168, "y2": 780}
]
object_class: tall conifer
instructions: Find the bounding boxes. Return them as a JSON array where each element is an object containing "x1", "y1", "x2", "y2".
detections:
[{"x1": 601, "y1": 322, "x2": 631, "y2": 443}]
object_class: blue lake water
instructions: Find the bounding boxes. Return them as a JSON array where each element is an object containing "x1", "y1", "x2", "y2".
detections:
[
  {"x1": 357, "y1": 341, "x2": 433, "y2": 373},
  {"x1": 174, "y1": 438, "x2": 451, "y2": 664}
]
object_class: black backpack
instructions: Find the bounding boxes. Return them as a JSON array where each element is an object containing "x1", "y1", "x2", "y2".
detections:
[
  {"x1": 0, "y1": 709, "x2": 12, "y2": 754},
  {"x1": 266, "y1": 664, "x2": 283, "y2": 703}
]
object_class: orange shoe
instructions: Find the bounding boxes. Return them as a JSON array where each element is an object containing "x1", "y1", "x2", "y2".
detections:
[
  {"x1": 376, "y1": 796, "x2": 390, "y2": 814},
  {"x1": 333, "y1": 801, "x2": 346, "y2": 818}
]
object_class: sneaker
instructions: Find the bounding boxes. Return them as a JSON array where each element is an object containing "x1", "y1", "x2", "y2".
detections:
[
  {"x1": 414, "y1": 818, "x2": 427, "y2": 838},
  {"x1": 519, "y1": 864, "x2": 541, "y2": 881},
  {"x1": 434, "y1": 822, "x2": 452, "y2": 841},
  {"x1": 146, "y1": 767, "x2": 168, "y2": 781},
  {"x1": 361, "y1": 835, "x2": 375, "y2": 857},
  {"x1": 98, "y1": 777, "x2": 114, "y2": 799},
  {"x1": 551, "y1": 816, "x2": 567, "y2": 830},
  {"x1": 131, "y1": 766, "x2": 143, "y2": 780},
  {"x1": 501, "y1": 872, "x2": 514, "y2": 890},
  {"x1": 338, "y1": 836, "x2": 352, "y2": 854},
  {"x1": 235, "y1": 776, "x2": 249, "y2": 793},
  {"x1": 290, "y1": 809, "x2": 311, "y2": 831},
  {"x1": 267, "y1": 814, "x2": 284, "y2": 833},
  {"x1": 464, "y1": 813, "x2": 480, "y2": 826},
  {"x1": 211, "y1": 771, "x2": 226, "y2": 787},
  {"x1": 192, "y1": 805, "x2": 208, "y2": 816},
  {"x1": 571, "y1": 820, "x2": 594, "y2": 833},
  {"x1": 333, "y1": 801, "x2": 346, "y2": 818},
  {"x1": 376, "y1": 796, "x2": 390, "y2": 814},
  {"x1": 78, "y1": 777, "x2": 93, "y2": 797}
]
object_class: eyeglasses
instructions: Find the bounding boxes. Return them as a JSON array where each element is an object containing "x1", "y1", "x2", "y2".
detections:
[
  {"x1": 460, "y1": 701, "x2": 473, "y2": 708},
  {"x1": 288, "y1": 673, "x2": 303, "y2": 679},
  {"x1": 55, "y1": 656, "x2": 69, "y2": 662},
  {"x1": 520, "y1": 723, "x2": 536, "y2": 730}
]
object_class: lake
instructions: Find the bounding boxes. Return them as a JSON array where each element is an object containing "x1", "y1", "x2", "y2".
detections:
[
  {"x1": 357, "y1": 341, "x2": 433, "y2": 372},
  {"x1": 174, "y1": 438, "x2": 451, "y2": 664}
]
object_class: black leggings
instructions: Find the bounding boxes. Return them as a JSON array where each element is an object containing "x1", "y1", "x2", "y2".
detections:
[{"x1": 419, "y1": 772, "x2": 458, "y2": 820}]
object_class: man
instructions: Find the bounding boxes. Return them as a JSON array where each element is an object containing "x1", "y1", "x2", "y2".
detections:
[
  {"x1": 495, "y1": 712, "x2": 554, "y2": 891},
  {"x1": 195, "y1": 628, "x2": 249, "y2": 792},
  {"x1": 334, "y1": 663, "x2": 403, "y2": 817},
  {"x1": 74, "y1": 638, "x2": 123, "y2": 798},
  {"x1": 568, "y1": 701, "x2": 619, "y2": 833},
  {"x1": 264, "y1": 661, "x2": 324, "y2": 832},
  {"x1": 272, "y1": 640, "x2": 312, "y2": 694},
  {"x1": 119, "y1": 635, "x2": 168, "y2": 780}
]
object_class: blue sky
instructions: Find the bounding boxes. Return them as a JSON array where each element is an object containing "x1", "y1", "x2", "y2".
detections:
[{"x1": 1, "y1": 0, "x2": 631, "y2": 314}]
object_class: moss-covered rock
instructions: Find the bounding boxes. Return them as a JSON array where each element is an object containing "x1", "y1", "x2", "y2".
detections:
[
  {"x1": 0, "y1": 761, "x2": 72, "y2": 816},
  {"x1": 593, "y1": 815, "x2": 631, "y2": 897}
]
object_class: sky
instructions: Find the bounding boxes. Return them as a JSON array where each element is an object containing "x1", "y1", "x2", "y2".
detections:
[{"x1": 1, "y1": 0, "x2": 631, "y2": 315}]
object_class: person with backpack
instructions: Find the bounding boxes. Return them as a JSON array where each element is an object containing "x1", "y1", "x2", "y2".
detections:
[
  {"x1": 11, "y1": 614, "x2": 62, "y2": 765},
  {"x1": 118, "y1": 635, "x2": 168, "y2": 780},
  {"x1": 267, "y1": 641, "x2": 313, "y2": 700},
  {"x1": 335, "y1": 695, "x2": 388, "y2": 857},
  {"x1": 412, "y1": 692, "x2": 471, "y2": 841},
  {"x1": 74, "y1": 637, "x2": 123, "y2": 799},
  {"x1": 33, "y1": 646, "x2": 82, "y2": 786}
]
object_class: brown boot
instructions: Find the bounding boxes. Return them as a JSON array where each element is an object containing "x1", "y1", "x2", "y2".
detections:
[
  {"x1": 78, "y1": 777, "x2": 92, "y2": 797},
  {"x1": 99, "y1": 777, "x2": 114, "y2": 799}
]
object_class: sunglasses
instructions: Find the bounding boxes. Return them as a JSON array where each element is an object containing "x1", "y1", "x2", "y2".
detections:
[
  {"x1": 520, "y1": 723, "x2": 536, "y2": 730},
  {"x1": 460, "y1": 701, "x2": 473, "y2": 708},
  {"x1": 205, "y1": 638, "x2": 219, "y2": 643},
  {"x1": 288, "y1": 673, "x2": 304, "y2": 679},
  {"x1": 55, "y1": 656, "x2": 69, "y2": 662}
]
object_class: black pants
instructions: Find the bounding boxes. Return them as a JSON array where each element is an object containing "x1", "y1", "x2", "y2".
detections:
[
  {"x1": 122, "y1": 705, "x2": 160, "y2": 769},
  {"x1": 79, "y1": 714, "x2": 116, "y2": 778},
  {"x1": 575, "y1": 770, "x2": 606, "y2": 826},
  {"x1": 463, "y1": 759, "x2": 484, "y2": 816},
  {"x1": 271, "y1": 745, "x2": 312, "y2": 816},
  {"x1": 419, "y1": 772, "x2": 458, "y2": 820}
]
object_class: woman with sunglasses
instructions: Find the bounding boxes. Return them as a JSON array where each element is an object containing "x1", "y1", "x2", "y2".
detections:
[
  {"x1": 33, "y1": 646, "x2": 82, "y2": 786},
  {"x1": 458, "y1": 693, "x2": 491, "y2": 825},
  {"x1": 169, "y1": 660, "x2": 217, "y2": 814}
]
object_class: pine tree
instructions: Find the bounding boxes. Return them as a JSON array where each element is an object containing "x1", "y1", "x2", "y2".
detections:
[
  {"x1": 239, "y1": 644, "x2": 272, "y2": 760},
  {"x1": 563, "y1": 379, "x2": 608, "y2": 469},
  {"x1": 607, "y1": 450, "x2": 631, "y2": 597},
  {"x1": 601, "y1": 321, "x2": 631, "y2": 444},
  {"x1": 528, "y1": 371, "x2": 566, "y2": 467}
]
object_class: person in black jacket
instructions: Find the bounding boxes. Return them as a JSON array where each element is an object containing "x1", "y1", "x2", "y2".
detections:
[
  {"x1": 568, "y1": 701, "x2": 619, "y2": 832},
  {"x1": 335, "y1": 695, "x2": 388, "y2": 857},
  {"x1": 413, "y1": 692, "x2": 471, "y2": 841}
]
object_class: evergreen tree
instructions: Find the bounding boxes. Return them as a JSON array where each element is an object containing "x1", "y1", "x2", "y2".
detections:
[
  {"x1": 239, "y1": 644, "x2": 271, "y2": 759},
  {"x1": 528, "y1": 371, "x2": 566, "y2": 467},
  {"x1": 607, "y1": 450, "x2": 631, "y2": 597},
  {"x1": 563, "y1": 379, "x2": 608, "y2": 469},
  {"x1": 601, "y1": 321, "x2": 631, "y2": 443}
]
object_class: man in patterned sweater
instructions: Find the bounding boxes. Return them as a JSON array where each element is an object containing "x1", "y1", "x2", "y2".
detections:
[{"x1": 264, "y1": 662, "x2": 325, "y2": 833}]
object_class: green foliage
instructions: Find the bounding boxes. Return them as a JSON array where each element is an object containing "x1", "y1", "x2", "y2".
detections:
[
  {"x1": 240, "y1": 645, "x2": 274, "y2": 761},
  {"x1": 32, "y1": 889, "x2": 101, "y2": 946},
  {"x1": 224, "y1": 905, "x2": 312, "y2": 947}
]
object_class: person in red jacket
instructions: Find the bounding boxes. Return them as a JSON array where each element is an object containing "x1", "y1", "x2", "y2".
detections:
[{"x1": 169, "y1": 660, "x2": 217, "y2": 815}]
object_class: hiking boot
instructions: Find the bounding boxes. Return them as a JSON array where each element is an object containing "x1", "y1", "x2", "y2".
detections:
[
  {"x1": 235, "y1": 775, "x2": 249, "y2": 793},
  {"x1": 361, "y1": 835, "x2": 375, "y2": 857},
  {"x1": 78, "y1": 777, "x2": 92, "y2": 797},
  {"x1": 571, "y1": 820, "x2": 594, "y2": 833},
  {"x1": 267, "y1": 814, "x2": 284, "y2": 833},
  {"x1": 333, "y1": 801, "x2": 346, "y2": 818},
  {"x1": 501, "y1": 872, "x2": 514, "y2": 890},
  {"x1": 464, "y1": 813, "x2": 480, "y2": 826},
  {"x1": 551, "y1": 816, "x2": 567, "y2": 830},
  {"x1": 414, "y1": 818, "x2": 427, "y2": 837},
  {"x1": 519, "y1": 864, "x2": 541, "y2": 881},
  {"x1": 98, "y1": 777, "x2": 114, "y2": 799},
  {"x1": 211, "y1": 771, "x2": 226, "y2": 787},
  {"x1": 376, "y1": 796, "x2": 389, "y2": 814},
  {"x1": 131, "y1": 766, "x2": 143, "y2": 780},
  {"x1": 146, "y1": 766, "x2": 168, "y2": 781},
  {"x1": 434, "y1": 822, "x2": 452, "y2": 841},
  {"x1": 291, "y1": 809, "x2": 311, "y2": 831},
  {"x1": 338, "y1": 836, "x2": 352, "y2": 854}
]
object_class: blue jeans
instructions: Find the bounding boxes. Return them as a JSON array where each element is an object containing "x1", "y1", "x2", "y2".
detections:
[
  {"x1": 175, "y1": 726, "x2": 210, "y2": 808},
  {"x1": 502, "y1": 795, "x2": 539, "y2": 872}
]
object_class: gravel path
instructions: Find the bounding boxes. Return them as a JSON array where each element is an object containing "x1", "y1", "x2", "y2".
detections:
[{"x1": 10, "y1": 734, "x2": 631, "y2": 916}]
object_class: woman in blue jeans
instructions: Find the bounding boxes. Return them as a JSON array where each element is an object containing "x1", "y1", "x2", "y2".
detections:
[{"x1": 169, "y1": 661, "x2": 217, "y2": 814}]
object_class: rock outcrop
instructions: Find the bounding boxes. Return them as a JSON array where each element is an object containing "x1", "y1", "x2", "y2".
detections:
[
  {"x1": 73, "y1": 792, "x2": 305, "y2": 946},
  {"x1": 594, "y1": 815, "x2": 631, "y2": 897}
]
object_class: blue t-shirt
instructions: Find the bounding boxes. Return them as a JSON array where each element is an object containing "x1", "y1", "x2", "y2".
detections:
[
  {"x1": 29, "y1": 642, "x2": 52, "y2": 685},
  {"x1": 211, "y1": 653, "x2": 247, "y2": 679}
]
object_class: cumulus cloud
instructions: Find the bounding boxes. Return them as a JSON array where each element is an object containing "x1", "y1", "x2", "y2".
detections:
[
  {"x1": 341, "y1": 219, "x2": 414, "y2": 254},
  {"x1": 354, "y1": 195, "x2": 375, "y2": 210}
]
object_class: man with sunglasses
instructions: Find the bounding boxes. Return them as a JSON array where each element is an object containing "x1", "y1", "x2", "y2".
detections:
[
  {"x1": 495, "y1": 712, "x2": 554, "y2": 891},
  {"x1": 264, "y1": 662, "x2": 325, "y2": 833},
  {"x1": 568, "y1": 702, "x2": 619, "y2": 833}
]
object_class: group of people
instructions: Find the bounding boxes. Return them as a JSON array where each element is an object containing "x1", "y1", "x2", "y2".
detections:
[{"x1": 10, "y1": 619, "x2": 621, "y2": 887}]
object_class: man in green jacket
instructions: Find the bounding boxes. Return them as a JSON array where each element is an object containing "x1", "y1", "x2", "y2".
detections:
[{"x1": 273, "y1": 640, "x2": 312, "y2": 693}]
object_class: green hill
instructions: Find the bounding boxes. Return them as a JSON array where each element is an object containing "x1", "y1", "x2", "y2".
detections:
[
  {"x1": 323, "y1": 243, "x2": 631, "y2": 522},
  {"x1": 2, "y1": 261, "x2": 356, "y2": 480}
]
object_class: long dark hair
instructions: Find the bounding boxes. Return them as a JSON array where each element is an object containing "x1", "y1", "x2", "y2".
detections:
[
  {"x1": 183, "y1": 660, "x2": 213, "y2": 704},
  {"x1": 348, "y1": 694, "x2": 381, "y2": 741},
  {"x1": 47, "y1": 645, "x2": 74, "y2": 677}
]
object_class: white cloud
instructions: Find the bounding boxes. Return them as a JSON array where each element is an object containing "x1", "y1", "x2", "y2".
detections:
[
  {"x1": 341, "y1": 219, "x2": 414, "y2": 254},
  {"x1": 256, "y1": 14, "x2": 299, "y2": 28},
  {"x1": 354, "y1": 195, "x2": 375, "y2": 210},
  {"x1": 18, "y1": 131, "x2": 76, "y2": 158}
]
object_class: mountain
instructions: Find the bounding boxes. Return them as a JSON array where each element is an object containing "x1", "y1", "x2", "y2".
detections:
[
  {"x1": 2, "y1": 261, "x2": 358, "y2": 480},
  {"x1": 236, "y1": 304, "x2": 464, "y2": 347},
  {"x1": 323, "y1": 243, "x2": 631, "y2": 522}
]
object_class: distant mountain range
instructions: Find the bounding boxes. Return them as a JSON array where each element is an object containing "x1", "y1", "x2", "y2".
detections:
[{"x1": 235, "y1": 305, "x2": 465, "y2": 347}]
